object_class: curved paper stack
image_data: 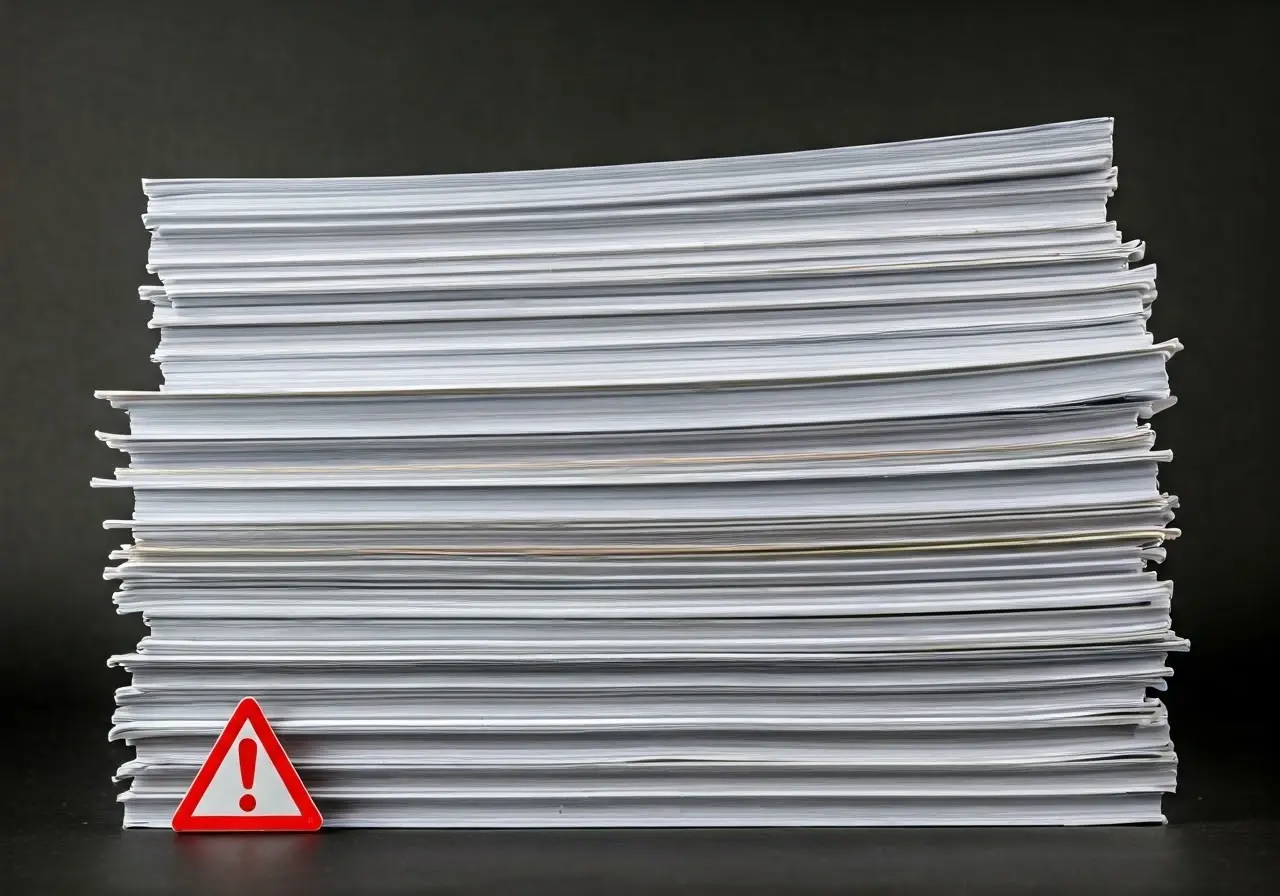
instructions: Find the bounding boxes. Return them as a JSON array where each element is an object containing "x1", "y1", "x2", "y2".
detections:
[{"x1": 97, "y1": 119, "x2": 1184, "y2": 827}]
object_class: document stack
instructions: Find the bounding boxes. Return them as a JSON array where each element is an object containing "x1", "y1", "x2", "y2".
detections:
[{"x1": 97, "y1": 118, "x2": 1184, "y2": 827}]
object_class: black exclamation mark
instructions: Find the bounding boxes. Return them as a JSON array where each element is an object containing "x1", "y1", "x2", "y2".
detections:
[{"x1": 238, "y1": 738, "x2": 257, "y2": 812}]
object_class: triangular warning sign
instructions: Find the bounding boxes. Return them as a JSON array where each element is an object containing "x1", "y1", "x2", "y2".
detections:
[{"x1": 172, "y1": 697, "x2": 322, "y2": 832}]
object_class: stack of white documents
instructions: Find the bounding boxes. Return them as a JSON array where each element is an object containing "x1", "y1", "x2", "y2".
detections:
[{"x1": 97, "y1": 118, "x2": 1184, "y2": 827}]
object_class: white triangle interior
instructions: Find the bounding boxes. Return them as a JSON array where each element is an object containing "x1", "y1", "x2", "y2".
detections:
[{"x1": 189, "y1": 721, "x2": 304, "y2": 817}]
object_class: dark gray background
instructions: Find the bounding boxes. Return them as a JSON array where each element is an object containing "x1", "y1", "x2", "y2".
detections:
[{"x1": 1, "y1": 5, "x2": 1278, "y2": 884}]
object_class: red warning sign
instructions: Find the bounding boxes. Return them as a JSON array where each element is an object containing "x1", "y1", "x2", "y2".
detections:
[{"x1": 171, "y1": 697, "x2": 322, "y2": 832}]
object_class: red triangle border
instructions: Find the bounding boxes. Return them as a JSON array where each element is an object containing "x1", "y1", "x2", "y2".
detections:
[{"x1": 171, "y1": 697, "x2": 323, "y2": 832}]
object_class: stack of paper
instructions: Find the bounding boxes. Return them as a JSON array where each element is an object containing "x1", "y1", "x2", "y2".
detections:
[{"x1": 97, "y1": 118, "x2": 1184, "y2": 827}]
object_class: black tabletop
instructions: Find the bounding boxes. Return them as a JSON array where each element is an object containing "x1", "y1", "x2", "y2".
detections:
[{"x1": 5, "y1": 707, "x2": 1277, "y2": 895}]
